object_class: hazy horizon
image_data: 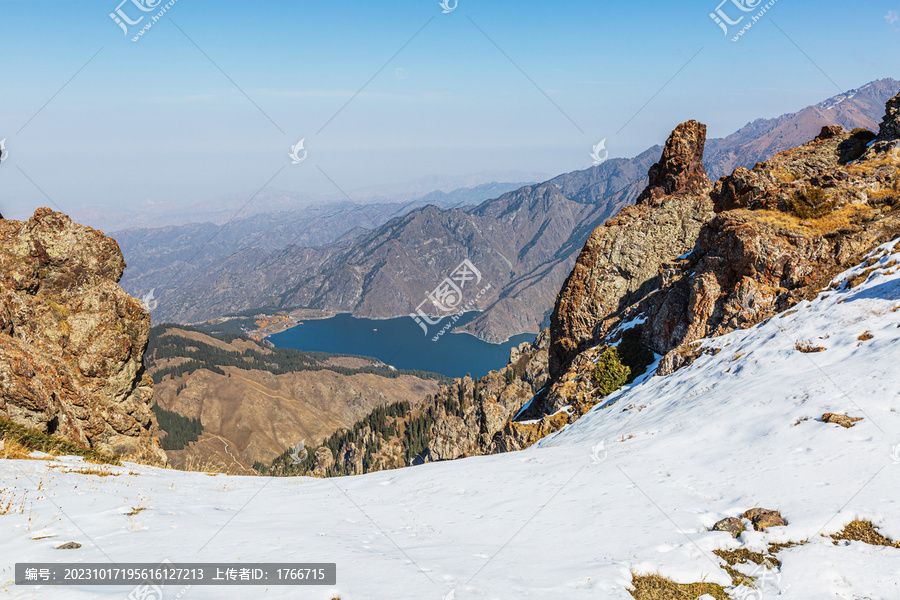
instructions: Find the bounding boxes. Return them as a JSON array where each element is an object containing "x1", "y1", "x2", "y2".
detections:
[{"x1": 1, "y1": 0, "x2": 898, "y2": 227}]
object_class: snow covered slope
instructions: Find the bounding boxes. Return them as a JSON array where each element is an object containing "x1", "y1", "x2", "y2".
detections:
[{"x1": 2, "y1": 240, "x2": 900, "y2": 600}]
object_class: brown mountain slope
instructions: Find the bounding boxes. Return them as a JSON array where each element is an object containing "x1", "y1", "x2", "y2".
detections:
[
  {"x1": 147, "y1": 327, "x2": 440, "y2": 467},
  {"x1": 704, "y1": 78, "x2": 900, "y2": 178}
]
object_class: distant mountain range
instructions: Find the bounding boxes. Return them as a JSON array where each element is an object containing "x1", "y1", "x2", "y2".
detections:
[
  {"x1": 704, "y1": 79, "x2": 898, "y2": 179},
  {"x1": 119, "y1": 78, "x2": 900, "y2": 343},
  {"x1": 115, "y1": 181, "x2": 533, "y2": 312}
]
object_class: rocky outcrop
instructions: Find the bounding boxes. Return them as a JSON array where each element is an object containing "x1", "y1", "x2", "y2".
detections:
[
  {"x1": 311, "y1": 446, "x2": 334, "y2": 477},
  {"x1": 422, "y1": 330, "x2": 550, "y2": 463},
  {"x1": 866, "y1": 91, "x2": 900, "y2": 155},
  {"x1": 636, "y1": 120, "x2": 711, "y2": 203},
  {"x1": 296, "y1": 328, "x2": 551, "y2": 477},
  {"x1": 549, "y1": 121, "x2": 715, "y2": 378},
  {"x1": 0, "y1": 209, "x2": 166, "y2": 464},
  {"x1": 647, "y1": 129, "x2": 900, "y2": 374},
  {"x1": 528, "y1": 91, "x2": 900, "y2": 440}
]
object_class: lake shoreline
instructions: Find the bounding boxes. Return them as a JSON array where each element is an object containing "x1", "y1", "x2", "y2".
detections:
[{"x1": 269, "y1": 312, "x2": 535, "y2": 379}]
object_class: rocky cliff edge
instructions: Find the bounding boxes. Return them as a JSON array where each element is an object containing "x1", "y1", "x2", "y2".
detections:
[{"x1": 0, "y1": 208, "x2": 166, "y2": 464}]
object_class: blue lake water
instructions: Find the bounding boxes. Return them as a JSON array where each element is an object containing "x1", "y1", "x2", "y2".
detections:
[{"x1": 269, "y1": 312, "x2": 536, "y2": 379}]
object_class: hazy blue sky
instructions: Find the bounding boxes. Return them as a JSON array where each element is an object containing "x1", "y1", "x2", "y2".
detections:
[{"x1": 1, "y1": 0, "x2": 898, "y2": 226}]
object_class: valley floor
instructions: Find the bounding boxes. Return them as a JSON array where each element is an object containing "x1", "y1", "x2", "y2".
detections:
[{"x1": 2, "y1": 241, "x2": 900, "y2": 599}]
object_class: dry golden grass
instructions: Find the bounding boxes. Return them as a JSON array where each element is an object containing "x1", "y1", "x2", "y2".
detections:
[
  {"x1": 50, "y1": 465, "x2": 121, "y2": 477},
  {"x1": 712, "y1": 540, "x2": 805, "y2": 587},
  {"x1": 831, "y1": 520, "x2": 900, "y2": 548},
  {"x1": 0, "y1": 488, "x2": 29, "y2": 516},
  {"x1": 851, "y1": 152, "x2": 900, "y2": 172},
  {"x1": 795, "y1": 340, "x2": 825, "y2": 353},
  {"x1": 868, "y1": 188, "x2": 899, "y2": 206},
  {"x1": 629, "y1": 574, "x2": 729, "y2": 600},
  {"x1": 0, "y1": 439, "x2": 36, "y2": 460},
  {"x1": 770, "y1": 166, "x2": 800, "y2": 183},
  {"x1": 713, "y1": 546, "x2": 787, "y2": 586},
  {"x1": 857, "y1": 331, "x2": 874, "y2": 341},
  {"x1": 744, "y1": 204, "x2": 878, "y2": 236},
  {"x1": 0, "y1": 416, "x2": 120, "y2": 465},
  {"x1": 171, "y1": 454, "x2": 257, "y2": 477}
]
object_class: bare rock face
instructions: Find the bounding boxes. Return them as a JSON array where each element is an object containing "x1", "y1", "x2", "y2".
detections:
[
  {"x1": 428, "y1": 412, "x2": 477, "y2": 461},
  {"x1": 519, "y1": 92, "x2": 900, "y2": 444},
  {"x1": 0, "y1": 209, "x2": 166, "y2": 464},
  {"x1": 647, "y1": 212, "x2": 837, "y2": 358},
  {"x1": 311, "y1": 446, "x2": 335, "y2": 477},
  {"x1": 866, "y1": 92, "x2": 900, "y2": 155},
  {"x1": 636, "y1": 120, "x2": 711, "y2": 204},
  {"x1": 549, "y1": 121, "x2": 715, "y2": 378}
]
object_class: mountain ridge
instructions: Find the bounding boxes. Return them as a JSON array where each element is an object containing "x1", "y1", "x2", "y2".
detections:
[
  {"x1": 290, "y1": 87, "x2": 900, "y2": 478},
  {"x1": 124, "y1": 79, "x2": 900, "y2": 345}
]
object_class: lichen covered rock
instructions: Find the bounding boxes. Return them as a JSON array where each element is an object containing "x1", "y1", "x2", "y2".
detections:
[
  {"x1": 0, "y1": 209, "x2": 166, "y2": 464},
  {"x1": 549, "y1": 121, "x2": 715, "y2": 378}
]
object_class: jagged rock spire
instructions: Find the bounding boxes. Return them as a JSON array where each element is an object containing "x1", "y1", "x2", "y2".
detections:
[
  {"x1": 876, "y1": 92, "x2": 900, "y2": 141},
  {"x1": 636, "y1": 120, "x2": 711, "y2": 204},
  {"x1": 548, "y1": 120, "x2": 716, "y2": 379},
  {"x1": 864, "y1": 91, "x2": 900, "y2": 157}
]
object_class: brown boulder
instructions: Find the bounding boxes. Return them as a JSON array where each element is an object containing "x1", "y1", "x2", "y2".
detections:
[
  {"x1": 0, "y1": 209, "x2": 165, "y2": 464},
  {"x1": 55, "y1": 542, "x2": 82, "y2": 550},
  {"x1": 816, "y1": 125, "x2": 844, "y2": 141},
  {"x1": 712, "y1": 517, "x2": 744, "y2": 538},
  {"x1": 742, "y1": 508, "x2": 787, "y2": 530}
]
